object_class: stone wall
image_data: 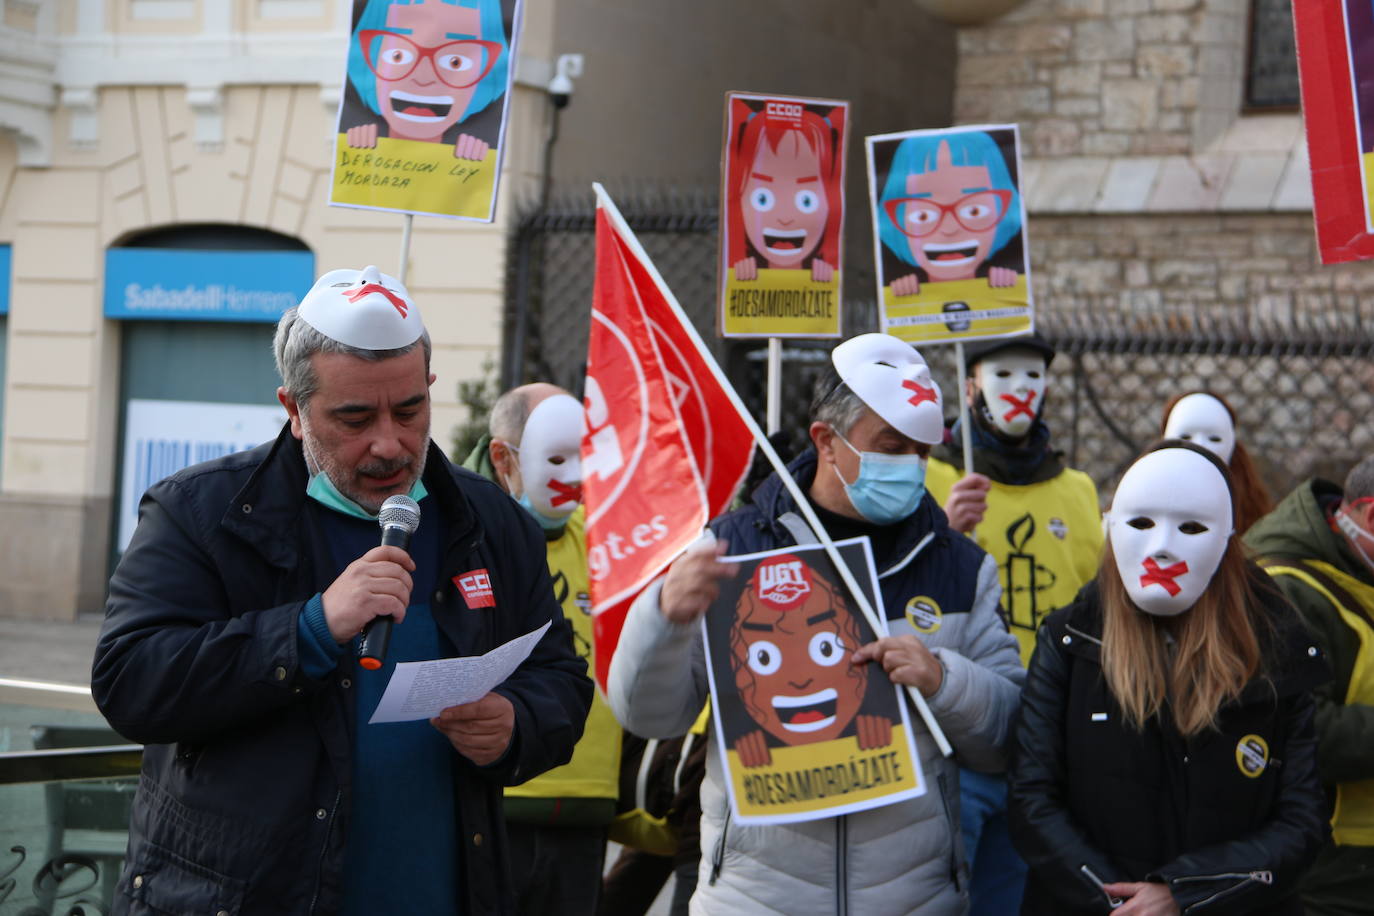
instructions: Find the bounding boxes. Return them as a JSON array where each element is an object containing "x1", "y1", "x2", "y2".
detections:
[
  {"x1": 955, "y1": 0, "x2": 1248, "y2": 158},
  {"x1": 1030, "y1": 212, "x2": 1374, "y2": 326}
]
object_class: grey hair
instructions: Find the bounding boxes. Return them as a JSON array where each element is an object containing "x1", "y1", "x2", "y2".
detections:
[
  {"x1": 488, "y1": 388, "x2": 533, "y2": 445},
  {"x1": 273, "y1": 306, "x2": 432, "y2": 409},
  {"x1": 810, "y1": 367, "x2": 869, "y2": 437},
  {"x1": 1344, "y1": 454, "x2": 1374, "y2": 503}
]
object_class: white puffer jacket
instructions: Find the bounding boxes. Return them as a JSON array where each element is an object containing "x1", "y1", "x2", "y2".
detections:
[{"x1": 608, "y1": 462, "x2": 1024, "y2": 916}]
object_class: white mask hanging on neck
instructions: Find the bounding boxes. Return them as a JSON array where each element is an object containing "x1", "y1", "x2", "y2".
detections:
[{"x1": 1337, "y1": 501, "x2": 1374, "y2": 574}]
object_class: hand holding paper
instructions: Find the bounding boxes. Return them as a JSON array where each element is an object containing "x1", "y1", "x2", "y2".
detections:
[{"x1": 432, "y1": 692, "x2": 515, "y2": 766}]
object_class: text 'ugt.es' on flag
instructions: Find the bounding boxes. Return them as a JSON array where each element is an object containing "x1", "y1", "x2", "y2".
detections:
[{"x1": 583, "y1": 184, "x2": 756, "y2": 690}]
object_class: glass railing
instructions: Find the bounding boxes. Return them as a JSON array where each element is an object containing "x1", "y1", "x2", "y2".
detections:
[{"x1": 0, "y1": 678, "x2": 140, "y2": 915}]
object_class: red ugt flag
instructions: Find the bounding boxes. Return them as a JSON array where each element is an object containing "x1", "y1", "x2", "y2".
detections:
[{"x1": 584, "y1": 187, "x2": 755, "y2": 690}]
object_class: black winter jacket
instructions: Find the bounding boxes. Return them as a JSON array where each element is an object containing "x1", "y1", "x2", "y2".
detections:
[
  {"x1": 1008, "y1": 577, "x2": 1330, "y2": 915},
  {"x1": 92, "y1": 427, "x2": 592, "y2": 915}
]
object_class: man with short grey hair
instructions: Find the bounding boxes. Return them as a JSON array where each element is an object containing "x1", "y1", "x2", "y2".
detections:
[
  {"x1": 608, "y1": 333, "x2": 1023, "y2": 915},
  {"x1": 1247, "y1": 454, "x2": 1374, "y2": 916},
  {"x1": 94, "y1": 266, "x2": 591, "y2": 915}
]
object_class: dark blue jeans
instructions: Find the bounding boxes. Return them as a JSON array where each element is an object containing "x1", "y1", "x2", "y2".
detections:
[{"x1": 960, "y1": 768, "x2": 1027, "y2": 916}]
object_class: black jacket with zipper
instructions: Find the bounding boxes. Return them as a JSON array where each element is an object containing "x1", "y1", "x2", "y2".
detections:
[
  {"x1": 1007, "y1": 574, "x2": 1330, "y2": 915},
  {"x1": 92, "y1": 426, "x2": 592, "y2": 915}
]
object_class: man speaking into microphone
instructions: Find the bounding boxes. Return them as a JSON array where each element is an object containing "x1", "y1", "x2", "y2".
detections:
[{"x1": 92, "y1": 266, "x2": 591, "y2": 915}]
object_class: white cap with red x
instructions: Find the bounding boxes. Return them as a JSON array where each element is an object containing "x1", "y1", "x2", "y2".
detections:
[
  {"x1": 297, "y1": 265, "x2": 422, "y2": 350},
  {"x1": 831, "y1": 333, "x2": 944, "y2": 445}
]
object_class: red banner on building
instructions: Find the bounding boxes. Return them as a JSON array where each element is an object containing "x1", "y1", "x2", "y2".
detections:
[
  {"x1": 585, "y1": 187, "x2": 756, "y2": 689},
  {"x1": 1294, "y1": 0, "x2": 1374, "y2": 263}
]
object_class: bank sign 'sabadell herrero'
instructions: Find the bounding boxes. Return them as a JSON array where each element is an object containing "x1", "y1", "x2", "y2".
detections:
[
  {"x1": 703, "y1": 540, "x2": 925, "y2": 826},
  {"x1": 329, "y1": 0, "x2": 523, "y2": 222}
]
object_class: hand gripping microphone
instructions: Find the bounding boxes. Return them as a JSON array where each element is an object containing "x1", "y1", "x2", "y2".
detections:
[{"x1": 358, "y1": 494, "x2": 421, "y2": 670}]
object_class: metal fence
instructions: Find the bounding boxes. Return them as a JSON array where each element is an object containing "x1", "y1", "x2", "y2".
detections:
[{"x1": 502, "y1": 189, "x2": 1374, "y2": 504}]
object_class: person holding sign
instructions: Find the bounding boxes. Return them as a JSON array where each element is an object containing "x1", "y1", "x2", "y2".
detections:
[
  {"x1": 92, "y1": 266, "x2": 590, "y2": 915},
  {"x1": 1009, "y1": 442, "x2": 1329, "y2": 915},
  {"x1": 926, "y1": 333, "x2": 1102, "y2": 915},
  {"x1": 608, "y1": 333, "x2": 1023, "y2": 915}
]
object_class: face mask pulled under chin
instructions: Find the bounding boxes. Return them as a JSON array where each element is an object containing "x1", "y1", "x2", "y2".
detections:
[
  {"x1": 1337, "y1": 507, "x2": 1374, "y2": 573},
  {"x1": 831, "y1": 430, "x2": 927, "y2": 525},
  {"x1": 517, "y1": 491, "x2": 570, "y2": 533}
]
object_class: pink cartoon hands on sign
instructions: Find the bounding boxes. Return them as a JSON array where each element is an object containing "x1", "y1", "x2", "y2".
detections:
[
  {"x1": 890, "y1": 266, "x2": 1016, "y2": 298},
  {"x1": 734, "y1": 256, "x2": 835, "y2": 283},
  {"x1": 343, "y1": 120, "x2": 489, "y2": 160},
  {"x1": 733, "y1": 714, "x2": 889, "y2": 769}
]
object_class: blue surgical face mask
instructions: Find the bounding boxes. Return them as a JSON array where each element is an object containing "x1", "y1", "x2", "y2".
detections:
[
  {"x1": 830, "y1": 429, "x2": 927, "y2": 525},
  {"x1": 517, "y1": 492, "x2": 570, "y2": 534},
  {"x1": 307, "y1": 471, "x2": 427, "y2": 521}
]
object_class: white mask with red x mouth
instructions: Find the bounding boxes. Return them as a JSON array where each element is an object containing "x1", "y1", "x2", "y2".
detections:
[
  {"x1": 1163, "y1": 392, "x2": 1236, "y2": 464},
  {"x1": 831, "y1": 333, "x2": 944, "y2": 445},
  {"x1": 1107, "y1": 448, "x2": 1233, "y2": 617},
  {"x1": 516, "y1": 393, "x2": 585, "y2": 524},
  {"x1": 978, "y1": 351, "x2": 1046, "y2": 439},
  {"x1": 297, "y1": 265, "x2": 422, "y2": 350}
]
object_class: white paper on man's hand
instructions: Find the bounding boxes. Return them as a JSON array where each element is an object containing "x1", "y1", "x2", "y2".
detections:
[{"x1": 367, "y1": 621, "x2": 551, "y2": 724}]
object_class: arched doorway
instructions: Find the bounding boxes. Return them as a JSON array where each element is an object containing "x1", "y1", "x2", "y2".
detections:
[{"x1": 107, "y1": 225, "x2": 314, "y2": 555}]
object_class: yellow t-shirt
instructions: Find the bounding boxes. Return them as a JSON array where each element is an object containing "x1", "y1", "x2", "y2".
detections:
[
  {"x1": 927, "y1": 457, "x2": 1103, "y2": 664},
  {"x1": 505, "y1": 508, "x2": 622, "y2": 801}
]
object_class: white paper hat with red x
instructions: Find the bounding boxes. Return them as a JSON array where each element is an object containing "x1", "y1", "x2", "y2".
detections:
[
  {"x1": 831, "y1": 333, "x2": 944, "y2": 445},
  {"x1": 297, "y1": 265, "x2": 423, "y2": 350}
]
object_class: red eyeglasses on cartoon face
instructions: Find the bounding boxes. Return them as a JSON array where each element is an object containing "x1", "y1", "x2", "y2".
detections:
[{"x1": 343, "y1": 0, "x2": 508, "y2": 161}]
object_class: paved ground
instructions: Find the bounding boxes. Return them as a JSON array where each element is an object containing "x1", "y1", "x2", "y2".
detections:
[
  {"x1": 0, "y1": 614, "x2": 104, "y2": 687},
  {"x1": 0, "y1": 614, "x2": 677, "y2": 913}
]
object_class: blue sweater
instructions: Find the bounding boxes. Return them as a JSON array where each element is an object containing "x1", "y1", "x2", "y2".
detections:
[{"x1": 297, "y1": 498, "x2": 460, "y2": 914}]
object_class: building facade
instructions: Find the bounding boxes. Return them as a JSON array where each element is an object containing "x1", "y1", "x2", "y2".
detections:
[{"x1": 0, "y1": 0, "x2": 558, "y2": 619}]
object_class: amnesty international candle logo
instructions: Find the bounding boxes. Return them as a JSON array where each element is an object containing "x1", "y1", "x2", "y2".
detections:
[
  {"x1": 703, "y1": 539, "x2": 926, "y2": 825},
  {"x1": 329, "y1": 0, "x2": 524, "y2": 222},
  {"x1": 718, "y1": 92, "x2": 850, "y2": 338}
]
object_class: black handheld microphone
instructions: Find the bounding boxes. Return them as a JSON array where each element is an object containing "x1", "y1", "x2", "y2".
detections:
[{"x1": 358, "y1": 494, "x2": 422, "y2": 670}]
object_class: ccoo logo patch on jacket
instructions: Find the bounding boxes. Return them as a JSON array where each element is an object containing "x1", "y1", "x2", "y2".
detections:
[
  {"x1": 905, "y1": 596, "x2": 942, "y2": 633},
  {"x1": 454, "y1": 569, "x2": 495, "y2": 609},
  {"x1": 1236, "y1": 734, "x2": 1269, "y2": 779}
]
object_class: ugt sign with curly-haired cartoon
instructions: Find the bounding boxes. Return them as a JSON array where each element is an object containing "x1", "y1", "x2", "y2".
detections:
[
  {"x1": 329, "y1": 0, "x2": 523, "y2": 221},
  {"x1": 718, "y1": 92, "x2": 849, "y2": 338},
  {"x1": 865, "y1": 124, "x2": 1034, "y2": 344},
  {"x1": 703, "y1": 540, "x2": 925, "y2": 825}
]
